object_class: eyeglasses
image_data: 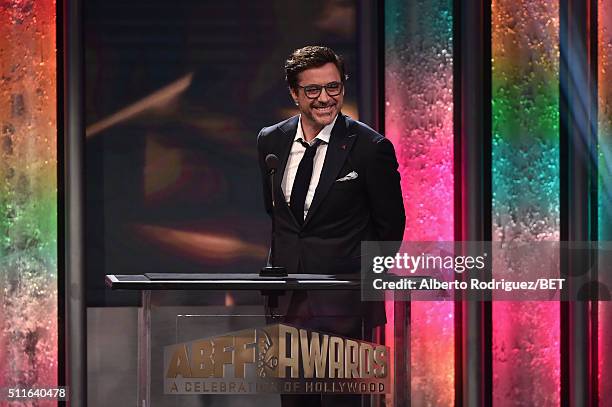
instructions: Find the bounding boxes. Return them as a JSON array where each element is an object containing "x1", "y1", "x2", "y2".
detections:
[{"x1": 297, "y1": 81, "x2": 343, "y2": 99}]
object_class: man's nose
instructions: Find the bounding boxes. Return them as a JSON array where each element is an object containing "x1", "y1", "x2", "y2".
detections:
[{"x1": 317, "y1": 88, "x2": 331, "y2": 103}]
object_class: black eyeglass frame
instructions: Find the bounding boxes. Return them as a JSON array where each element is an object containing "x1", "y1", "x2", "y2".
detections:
[{"x1": 296, "y1": 81, "x2": 344, "y2": 99}]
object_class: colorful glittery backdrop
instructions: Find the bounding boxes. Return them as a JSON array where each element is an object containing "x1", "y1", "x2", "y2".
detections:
[
  {"x1": 385, "y1": 0, "x2": 455, "y2": 405},
  {"x1": 598, "y1": 0, "x2": 612, "y2": 402},
  {"x1": 491, "y1": 0, "x2": 561, "y2": 405},
  {"x1": 0, "y1": 0, "x2": 58, "y2": 404}
]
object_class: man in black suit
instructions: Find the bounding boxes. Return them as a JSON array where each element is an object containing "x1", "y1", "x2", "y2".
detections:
[{"x1": 257, "y1": 46, "x2": 405, "y2": 406}]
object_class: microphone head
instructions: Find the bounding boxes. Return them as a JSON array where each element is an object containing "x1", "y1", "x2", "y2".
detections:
[{"x1": 265, "y1": 154, "x2": 279, "y2": 171}]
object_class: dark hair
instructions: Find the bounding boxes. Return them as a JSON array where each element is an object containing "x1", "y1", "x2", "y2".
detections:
[{"x1": 285, "y1": 46, "x2": 347, "y2": 90}]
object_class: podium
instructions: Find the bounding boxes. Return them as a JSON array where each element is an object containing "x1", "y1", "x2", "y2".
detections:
[{"x1": 105, "y1": 273, "x2": 420, "y2": 407}]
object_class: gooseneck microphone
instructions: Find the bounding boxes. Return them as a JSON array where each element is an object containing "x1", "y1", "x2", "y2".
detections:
[
  {"x1": 261, "y1": 154, "x2": 288, "y2": 277},
  {"x1": 265, "y1": 154, "x2": 278, "y2": 169},
  {"x1": 265, "y1": 154, "x2": 279, "y2": 206}
]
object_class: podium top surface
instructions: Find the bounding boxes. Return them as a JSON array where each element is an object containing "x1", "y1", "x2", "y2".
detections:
[{"x1": 105, "y1": 273, "x2": 372, "y2": 291}]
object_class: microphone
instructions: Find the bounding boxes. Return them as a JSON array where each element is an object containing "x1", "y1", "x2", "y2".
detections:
[
  {"x1": 264, "y1": 154, "x2": 279, "y2": 208},
  {"x1": 261, "y1": 154, "x2": 287, "y2": 277},
  {"x1": 265, "y1": 154, "x2": 279, "y2": 174}
]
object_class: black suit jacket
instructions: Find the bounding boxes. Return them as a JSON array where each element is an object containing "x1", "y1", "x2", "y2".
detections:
[{"x1": 257, "y1": 114, "x2": 405, "y2": 326}]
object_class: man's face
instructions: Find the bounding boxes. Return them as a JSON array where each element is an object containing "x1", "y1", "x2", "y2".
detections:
[{"x1": 290, "y1": 62, "x2": 344, "y2": 129}]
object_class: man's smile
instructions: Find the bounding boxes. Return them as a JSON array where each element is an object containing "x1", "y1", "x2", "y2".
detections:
[{"x1": 313, "y1": 104, "x2": 336, "y2": 114}]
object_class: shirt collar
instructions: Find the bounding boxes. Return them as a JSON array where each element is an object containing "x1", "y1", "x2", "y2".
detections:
[{"x1": 295, "y1": 114, "x2": 338, "y2": 145}]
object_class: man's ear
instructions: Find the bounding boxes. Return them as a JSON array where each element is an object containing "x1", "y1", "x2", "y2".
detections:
[{"x1": 289, "y1": 87, "x2": 298, "y2": 104}]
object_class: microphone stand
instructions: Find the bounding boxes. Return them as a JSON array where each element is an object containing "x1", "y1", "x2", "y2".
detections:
[
  {"x1": 260, "y1": 161, "x2": 287, "y2": 277},
  {"x1": 260, "y1": 155, "x2": 287, "y2": 320}
]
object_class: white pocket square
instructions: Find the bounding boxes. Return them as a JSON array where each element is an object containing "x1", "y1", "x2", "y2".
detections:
[{"x1": 336, "y1": 171, "x2": 358, "y2": 182}]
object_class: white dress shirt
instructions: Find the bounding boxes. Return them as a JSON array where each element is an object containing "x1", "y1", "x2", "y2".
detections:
[{"x1": 282, "y1": 115, "x2": 338, "y2": 220}]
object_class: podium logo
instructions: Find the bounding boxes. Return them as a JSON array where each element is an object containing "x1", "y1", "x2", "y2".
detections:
[{"x1": 164, "y1": 323, "x2": 389, "y2": 394}]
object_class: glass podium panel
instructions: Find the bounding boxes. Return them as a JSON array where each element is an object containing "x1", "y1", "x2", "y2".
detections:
[{"x1": 137, "y1": 290, "x2": 396, "y2": 407}]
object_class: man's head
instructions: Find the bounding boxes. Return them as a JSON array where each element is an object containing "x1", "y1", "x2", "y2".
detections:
[{"x1": 285, "y1": 46, "x2": 346, "y2": 130}]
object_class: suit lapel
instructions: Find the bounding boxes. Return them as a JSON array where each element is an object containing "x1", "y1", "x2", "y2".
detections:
[
  {"x1": 303, "y1": 114, "x2": 356, "y2": 228},
  {"x1": 276, "y1": 116, "x2": 299, "y2": 223}
]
